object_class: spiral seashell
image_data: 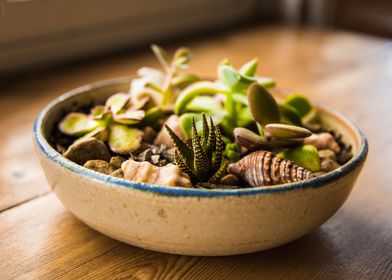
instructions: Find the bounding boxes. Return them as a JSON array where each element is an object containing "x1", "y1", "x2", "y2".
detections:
[{"x1": 228, "y1": 150, "x2": 313, "y2": 187}]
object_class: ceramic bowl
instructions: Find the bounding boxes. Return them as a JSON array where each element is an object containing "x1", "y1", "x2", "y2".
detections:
[{"x1": 33, "y1": 78, "x2": 368, "y2": 256}]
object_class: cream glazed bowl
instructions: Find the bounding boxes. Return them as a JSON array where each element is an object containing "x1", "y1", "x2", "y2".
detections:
[{"x1": 33, "y1": 77, "x2": 368, "y2": 256}]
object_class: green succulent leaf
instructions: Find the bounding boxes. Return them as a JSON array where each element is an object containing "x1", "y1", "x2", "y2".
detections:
[
  {"x1": 106, "y1": 93, "x2": 130, "y2": 115},
  {"x1": 90, "y1": 105, "x2": 107, "y2": 119},
  {"x1": 201, "y1": 114, "x2": 209, "y2": 148},
  {"x1": 247, "y1": 83, "x2": 280, "y2": 126},
  {"x1": 59, "y1": 113, "x2": 100, "y2": 136},
  {"x1": 175, "y1": 150, "x2": 198, "y2": 183},
  {"x1": 191, "y1": 118, "x2": 210, "y2": 180},
  {"x1": 165, "y1": 124, "x2": 194, "y2": 166},
  {"x1": 213, "y1": 126, "x2": 224, "y2": 172},
  {"x1": 113, "y1": 110, "x2": 145, "y2": 125},
  {"x1": 256, "y1": 77, "x2": 276, "y2": 89},
  {"x1": 175, "y1": 81, "x2": 227, "y2": 115},
  {"x1": 285, "y1": 93, "x2": 312, "y2": 118},
  {"x1": 209, "y1": 161, "x2": 228, "y2": 184},
  {"x1": 108, "y1": 124, "x2": 143, "y2": 154},
  {"x1": 218, "y1": 64, "x2": 241, "y2": 88},
  {"x1": 185, "y1": 96, "x2": 223, "y2": 114},
  {"x1": 173, "y1": 47, "x2": 192, "y2": 69},
  {"x1": 75, "y1": 126, "x2": 108, "y2": 143},
  {"x1": 279, "y1": 103, "x2": 302, "y2": 126},
  {"x1": 277, "y1": 144, "x2": 321, "y2": 172},
  {"x1": 239, "y1": 58, "x2": 258, "y2": 77},
  {"x1": 171, "y1": 73, "x2": 199, "y2": 87}
]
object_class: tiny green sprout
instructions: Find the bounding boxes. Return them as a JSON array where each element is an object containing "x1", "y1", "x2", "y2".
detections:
[
  {"x1": 165, "y1": 114, "x2": 228, "y2": 184},
  {"x1": 59, "y1": 92, "x2": 145, "y2": 154}
]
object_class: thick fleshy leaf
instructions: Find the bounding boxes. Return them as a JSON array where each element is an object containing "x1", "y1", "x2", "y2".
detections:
[
  {"x1": 90, "y1": 105, "x2": 106, "y2": 119},
  {"x1": 171, "y1": 73, "x2": 199, "y2": 87},
  {"x1": 285, "y1": 93, "x2": 312, "y2": 118},
  {"x1": 247, "y1": 83, "x2": 280, "y2": 126},
  {"x1": 279, "y1": 103, "x2": 302, "y2": 126},
  {"x1": 239, "y1": 58, "x2": 258, "y2": 77},
  {"x1": 234, "y1": 127, "x2": 269, "y2": 151},
  {"x1": 179, "y1": 113, "x2": 223, "y2": 139},
  {"x1": 113, "y1": 109, "x2": 145, "y2": 125},
  {"x1": 277, "y1": 145, "x2": 321, "y2": 172},
  {"x1": 175, "y1": 81, "x2": 227, "y2": 115},
  {"x1": 264, "y1": 123, "x2": 312, "y2": 139},
  {"x1": 105, "y1": 93, "x2": 130, "y2": 115},
  {"x1": 218, "y1": 64, "x2": 241, "y2": 88},
  {"x1": 108, "y1": 124, "x2": 143, "y2": 154},
  {"x1": 59, "y1": 113, "x2": 100, "y2": 136},
  {"x1": 185, "y1": 96, "x2": 223, "y2": 113},
  {"x1": 256, "y1": 77, "x2": 276, "y2": 88}
]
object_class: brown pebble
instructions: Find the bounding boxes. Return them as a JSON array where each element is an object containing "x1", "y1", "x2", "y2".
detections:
[
  {"x1": 318, "y1": 149, "x2": 337, "y2": 161},
  {"x1": 110, "y1": 156, "x2": 126, "y2": 169},
  {"x1": 220, "y1": 174, "x2": 241, "y2": 186},
  {"x1": 320, "y1": 158, "x2": 340, "y2": 172},
  {"x1": 63, "y1": 138, "x2": 111, "y2": 165},
  {"x1": 84, "y1": 160, "x2": 115, "y2": 174}
]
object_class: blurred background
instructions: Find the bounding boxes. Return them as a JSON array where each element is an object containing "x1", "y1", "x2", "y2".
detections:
[{"x1": 1, "y1": 0, "x2": 391, "y2": 77}]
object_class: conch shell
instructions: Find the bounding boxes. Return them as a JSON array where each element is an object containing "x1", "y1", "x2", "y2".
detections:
[
  {"x1": 121, "y1": 159, "x2": 192, "y2": 187},
  {"x1": 228, "y1": 150, "x2": 313, "y2": 187}
]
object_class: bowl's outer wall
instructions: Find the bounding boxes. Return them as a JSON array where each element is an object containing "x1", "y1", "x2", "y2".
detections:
[
  {"x1": 34, "y1": 78, "x2": 368, "y2": 256},
  {"x1": 36, "y1": 149, "x2": 364, "y2": 256}
]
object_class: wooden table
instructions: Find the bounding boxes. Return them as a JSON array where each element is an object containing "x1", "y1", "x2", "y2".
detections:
[{"x1": 1, "y1": 26, "x2": 391, "y2": 279}]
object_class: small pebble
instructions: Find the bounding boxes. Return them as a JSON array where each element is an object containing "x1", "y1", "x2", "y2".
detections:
[
  {"x1": 84, "y1": 160, "x2": 114, "y2": 174},
  {"x1": 110, "y1": 156, "x2": 126, "y2": 169}
]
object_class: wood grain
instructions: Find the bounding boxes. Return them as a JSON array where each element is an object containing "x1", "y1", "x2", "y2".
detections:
[{"x1": 0, "y1": 25, "x2": 391, "y2": 279}]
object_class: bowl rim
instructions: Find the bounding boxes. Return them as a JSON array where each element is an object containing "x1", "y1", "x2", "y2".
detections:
[{"x1": 33, "y1": 77, "x2": 368, "y2": 198}]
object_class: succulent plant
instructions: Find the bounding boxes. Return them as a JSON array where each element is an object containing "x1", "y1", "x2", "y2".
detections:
[
  {"x1": 59, "y1": 93, "x2": 145, "y2": 154},
  {"x1": 165, "y1": 114, "x2": 227, "y2": 184},
  {"x1": 174, "y1": 58, "x2": 276, "y2": 137},
  {"x1": 129, "y1": 45, "x2": 199, "y2": 112}
]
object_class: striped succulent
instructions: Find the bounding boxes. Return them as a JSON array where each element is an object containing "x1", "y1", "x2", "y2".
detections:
[{"x1": 165, "y1": 114, "x2": 227, "y2": 184}]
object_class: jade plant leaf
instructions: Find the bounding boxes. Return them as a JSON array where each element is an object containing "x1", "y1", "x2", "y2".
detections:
[
  {"x1": 264, "y1": 123, "x2": 312, "y2": 139},
  {"x1": 105, "y1": 93, "x2": 130, "y2": 115},
  {"x1": 277, "y1": 144, "x2": 321, "y2": 172},
  {"x1": 171, "y1": 73, "x2": 199, "y2": 87},
  {"x1": 59, "y1": 113, "x2": 100, "y2": 136},
  {"x1": 247, "y1": 83, "x2": 280, "y2": 126},
  {"x1": 108, "y1": 123, "x2": 143, "y2": 154},
  {"x1": 285, "y1": 93, "x2": 312, "y2": 118}
]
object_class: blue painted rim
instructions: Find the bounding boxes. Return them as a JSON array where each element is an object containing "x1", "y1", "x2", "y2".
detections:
[{"x1": 33, "y1": 78, "x2": 368, "y2": 198}]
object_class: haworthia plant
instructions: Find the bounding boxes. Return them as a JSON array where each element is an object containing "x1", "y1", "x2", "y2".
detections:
[{"x1": 165, "y1": 114, "x2": 227, "y2": 184}]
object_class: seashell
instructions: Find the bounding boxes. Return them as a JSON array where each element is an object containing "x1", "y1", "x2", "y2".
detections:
[
  {"x1": 228, "y1": 150, "x2": 313, "y2": 187},
  {"x1": 122, "y1": 159, "x2": 192, "y2": 187}
]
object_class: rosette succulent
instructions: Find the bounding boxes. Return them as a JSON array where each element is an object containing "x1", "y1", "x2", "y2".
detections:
[{"x1": 165, "y1": 114, "x2": 227, "y2": 184}]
